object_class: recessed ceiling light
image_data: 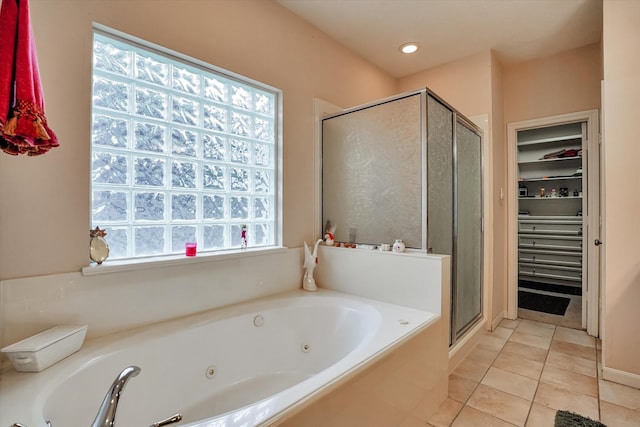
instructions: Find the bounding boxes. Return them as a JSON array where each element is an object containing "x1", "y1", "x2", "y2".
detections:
[{"x1": 400, "y1": 43, "x2": 419, "y2": 54}]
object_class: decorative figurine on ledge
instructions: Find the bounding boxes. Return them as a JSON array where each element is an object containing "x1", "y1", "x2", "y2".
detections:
[
  {"x1": 241, "y1": 224, "x2": 248, "y2": 249},
  {"x1": 302, "y1": 239, "x2": 323, "y2": 291},
  {"x1": 89, "y1": 226, "x2": 109, "y2": 265},
  {"x1": 324, "y1": 220, "x2": 336, "y2": 246}
]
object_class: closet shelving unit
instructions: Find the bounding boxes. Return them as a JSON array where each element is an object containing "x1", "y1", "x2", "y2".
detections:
[{"x1": 517, "y1": 122, "x2": 585, "y2": 288}]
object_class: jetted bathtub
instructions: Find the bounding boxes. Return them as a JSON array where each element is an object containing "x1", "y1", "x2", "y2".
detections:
[{"x1": 0, "y1": 289, "x2": 437, "y2": 427}]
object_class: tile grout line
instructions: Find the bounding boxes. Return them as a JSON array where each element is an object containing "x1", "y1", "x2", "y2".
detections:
[
  {"x1": 446, "y1": 334, "x2": 505, "y2": 426},
  {"x1": 455, "y1": 322, "x2": 539, "y2": 427},
  {"x1": 595, "y1": 340, "x2": 602, "y2": 423},
  {"x1": 502, "y1": 324, "x2": 534, "y2": 427},
  {"x1": 448, "y1": 321, "x2": 607, "y2": 427},
  {"x1": 521, "y1": 323, "x2": 556, "y2": 427}
]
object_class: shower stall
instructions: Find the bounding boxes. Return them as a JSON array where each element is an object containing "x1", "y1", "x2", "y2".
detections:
[{"x1": 322, "y1": 89, "x2": 483, "y2": 345}]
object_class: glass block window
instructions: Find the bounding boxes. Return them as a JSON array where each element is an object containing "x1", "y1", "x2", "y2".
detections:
[{"x1": 91, "y1": 31, "x2": 279, "y2": 260}]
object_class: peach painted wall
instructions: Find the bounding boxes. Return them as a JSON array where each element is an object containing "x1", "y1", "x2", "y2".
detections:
[
  {"x1": 0, "y1": 0, "x2": 397, "y2": 279},
  {"x1": 490, "y1": 53, "x2": 506, "y2": 325},
  {"x1": 501, "y1": 44, "x2": 601, "y2": 328},
  {"x1": 502, "y1": 43, "x2": 602, "y2": 125},
  {"x1": 602, "y1": 0, "x2": 640, "y2": 378},
  {"x1": 398, "y1": 51, "x2": 508, "y2": 329},
  {"x1": 398, "y1": 46, "x2": 603, "y2": 331},
  {"x1": 398, "y1": 51, "x2": 492, "y2": 118}
]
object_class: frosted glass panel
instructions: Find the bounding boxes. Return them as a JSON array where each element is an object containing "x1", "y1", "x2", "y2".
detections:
[
  {"x1": 322, "y1": 94, "x2": 422, "y2": 247},
  {"x1": 427, "y1": 95, "x2": 453, "y2": 255},
  {"x1": 321, "y1": 90, "x2": 483, "y2": 346},
  {"x1": 455, "y1": 121, "x2": 482, "y2": 335}
]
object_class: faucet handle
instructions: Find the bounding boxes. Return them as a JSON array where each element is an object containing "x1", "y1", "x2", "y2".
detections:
[{"x1": 149, "y1": 414, "x2": 183, "y2": 427}]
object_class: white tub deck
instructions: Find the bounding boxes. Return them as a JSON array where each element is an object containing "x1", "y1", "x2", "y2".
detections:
[{"x1": 0, "y1": 289, "x2": 437, "y2": 427}]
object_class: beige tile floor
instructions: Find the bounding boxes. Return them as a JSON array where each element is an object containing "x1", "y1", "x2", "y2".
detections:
[{"x1": 428, "y1": 319, "x2": 640, "y2": 427}]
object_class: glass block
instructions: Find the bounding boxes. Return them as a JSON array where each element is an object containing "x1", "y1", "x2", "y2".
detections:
[
  {"x1": 135, "y1": 53, "x2": 168, "y2": 86},
  {"x1": 203, "y1": 104, "x2": 226, "y2": 132},
  {"x1": 134, "y1": 192, "x2": 165, "y2": 221},
  {"x1": 231, "y1": 168, "x2": 249, "y2": 191},
  {"x1": 203, "y1": 224, "x2": 225, "y2": 249},
  {"x1": 171, "y1": 128, "x2": 197, "y2": 157},
  {"x1": 92, "y1": 32, "x2": 278, "y2": 260},
  {"x1": 172, "y1": 193, "x2": 197, "y2": 220},
  {"x1": 93, "y1": 190, "x2": 128, "y2": 221},
  {"x1": 172, "y1": 160, "x2": 197, "y2": 188},
  {"x1": 230, "y1": 112, "x2": 250, "y2": 137},
  {"x1": 203, "y1": 164, "x2": 225, "y2": 189},
  {"x1": 231, "y1": 85, "x2": 251, "y2": 110},
  {"x1": 93, "y1": 39, "x2": 130, "y2": 75},
  {"x1": 254, "y1": 170, "x2": 270, "y2": 193},
  {"x1": 172, "y1": 66, "x2": 201, "y2": 95},
  {"x1": 135, "y1": 122, "x2": 166, "y2": 152},
  {"x1": 92, "y1": 114, "x2": 128, "y2": 147},
  {"x1": 254, "y1": 117, "x2": 272, "y2": 141},
  {"x1": 254, "y1": 93, "x2": 273, "y2": 115},
  {"x1": 230, "y1": 139, "x2": 249, "y2": 164},
  {"x1": 254, "y1": 197, "x2": 270, "y2": 219},
  {"x1": 254, "y1": 143, "x2": 270, "y2": 166},
  {"x1": 203, "y1": 194, "x2": 225, "y2": 219},
  {"x1": 135, "y1": 157, "x2": 165, "y2": 186},
  {"x1": 103, "y1": 227, "x2": 128, "y2": 259},
  {"x1": 134, "y1": 226, "x2": 165, "y2": 255},
  {"x1": 171, "y1": 225, "x2": 196, "y2": 252},
  {"x1": 93, "y1": 77, "x2": 129, "y2": 112},
  {"x1": 172, "y1": 96, "x2": 199, "y2": 126},
  {"x1": 92, "y1": 152, "x2": 128, "y2": 185},
  {"x1": 253, "y1": 223, "x2": 270, "y2": 245},
  {"x1": 230, "y1": 196, "x2": 249, "y2": 219},
  {"x1": 135, "y1": 86, "x2": 167, "y2": 119},
  {"x1": 204, "y1": 76, "x2": 227, "y2": 102},
  {"x1": 203, "y1": 134, "x2": 225, "y2": 160}
]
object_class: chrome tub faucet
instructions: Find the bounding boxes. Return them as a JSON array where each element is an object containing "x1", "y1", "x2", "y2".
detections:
[
  {"x1": 91, "y1": 365, "x2": 141, "y2": 427},
  {"x1": 11, "y1": 366, "x2": 141, "y2": 427}
]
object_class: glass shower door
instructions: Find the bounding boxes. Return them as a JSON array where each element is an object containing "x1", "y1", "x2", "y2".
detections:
[
  {"x1": 454, "y1": 120, "x2": 483, "y2": 339},
  {"x1": 427, "y1": 94, "x2": 482, "y2": 345}
]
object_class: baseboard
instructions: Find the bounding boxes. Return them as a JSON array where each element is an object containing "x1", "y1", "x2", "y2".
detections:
[
  {"x1": 491, "y1": 311, "x2": 505, "y2": 331},
  {"x1": 448, "y1": 318, "x2": 487, "y2": 373},
  {"x1": 603, "y1": 366, "x2": 640, "y2": 389}
]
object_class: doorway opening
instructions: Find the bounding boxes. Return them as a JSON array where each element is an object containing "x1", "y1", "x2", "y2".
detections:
[{"x1": 507, "y1": 110, "x2": 600, "y2": 335}]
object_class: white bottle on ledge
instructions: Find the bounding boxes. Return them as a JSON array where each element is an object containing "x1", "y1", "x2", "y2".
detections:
[{"x1": 392, "y1": 239, "x2": 405, "y2": 253}]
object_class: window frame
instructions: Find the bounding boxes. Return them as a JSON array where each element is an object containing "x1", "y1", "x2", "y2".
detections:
[{"x1": 87, "y1": 24, "x2": 283, "y2": 270}]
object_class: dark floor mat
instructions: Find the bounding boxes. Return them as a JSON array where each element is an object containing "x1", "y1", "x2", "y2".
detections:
[
  {"x1": 519, "y1": 279, "x2": 582, "y2": 296},
  {"x1": 555, "y1": 410, "x2": 606, "y2": 426},
  {"x1": 518, "y1": 290, "x2": 570, "y2": 315}
]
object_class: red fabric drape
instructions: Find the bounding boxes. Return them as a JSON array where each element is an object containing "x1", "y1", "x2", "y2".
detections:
[{"x1": 0, "y1": 0, "x2": 59, "y2": 156}]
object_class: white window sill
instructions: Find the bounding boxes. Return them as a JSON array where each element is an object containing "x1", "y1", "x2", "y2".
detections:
[{"x1": 82, "y1": 246, "x2": 289, "y2": 276}]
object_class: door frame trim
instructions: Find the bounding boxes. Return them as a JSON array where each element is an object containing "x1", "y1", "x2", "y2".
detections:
[{"x1": 506, "y1": 109, "x2": 600, "y2": 336}]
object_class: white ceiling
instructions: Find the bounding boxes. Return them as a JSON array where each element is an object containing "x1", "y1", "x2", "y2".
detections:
[{"x1": 276, "y1": 0, "x2": 603, "y2": 78}]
